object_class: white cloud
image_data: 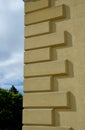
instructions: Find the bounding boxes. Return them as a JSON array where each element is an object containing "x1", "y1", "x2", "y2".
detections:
[
  {"x1": 0, "y1": 0, "x2": 24, "y2": 92},
  {"x1": 9, "y1": 0, "x2": 24, "y2": 12},
  {"x1": 0, "y1": 53, "x2": 24, "y2": 90}
]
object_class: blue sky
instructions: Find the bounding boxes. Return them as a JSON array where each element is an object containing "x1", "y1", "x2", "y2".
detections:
[{"x1": 0, "y1": 0, "x2": 24, "y2": 92}]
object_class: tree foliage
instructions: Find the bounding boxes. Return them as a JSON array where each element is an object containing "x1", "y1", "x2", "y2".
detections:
[
  {"x1": 9, "y1": 85, "x2": 18, "y2": 94},
  {"x1": 0, "y1": 86, "x2": 22, "y2": 130}
]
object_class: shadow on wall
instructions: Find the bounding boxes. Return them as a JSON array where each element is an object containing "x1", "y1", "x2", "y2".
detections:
[
  {"x1": 51, "y1": 0, "x2": 71, "y2": 21},
  {"x1": 54, "y1": 92, "x2": 77, "y2": 126}
]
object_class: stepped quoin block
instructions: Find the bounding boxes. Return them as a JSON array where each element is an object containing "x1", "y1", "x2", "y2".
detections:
[
  {"x1": 24, "y1": 60, "x2": 68, "y2": 77},
  {"x1": 23, "y1": 126, "x2": 72, "y2": 130},
  {"x1": 23, "y1": 0, "x2": 74, "y2": 130},
  {"x1": 23, "y1": 92, "x2": 70, "y2": 108},
  {"x1": 25, "y1": 31, "x2": 65, "y2": 50},
  {"x1": 24, "y1": 76, "x2": 52, "y2": 92},
  {"x1": 24, "y1": 47, "x2": 51, "y2": 63},
  {"x1": 23, "y1": 109, "x2": 53, "y2": 125},
  {"x1": 25, "y1": 0, "x2": 50, "y2": 13},
  {"x1": 25, "y1": 21, "x2": 51, "y2": 37},
  {"x1": 25, "y1": 5, "x2": 66, "y2": 25}
]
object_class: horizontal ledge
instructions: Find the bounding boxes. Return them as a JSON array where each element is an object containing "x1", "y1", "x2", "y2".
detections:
[
  {"x1": 25, "y1": 5, "x2": 66, "y2": 25},
  {"x1": 23, "y1": 126, "x2": 72, "y2": 130},
  {"x1": 24, "y1": 31, "x2": 65, "y2": 50},
  {"x1": 23, "y1": 91, "x2": 70, "y2": 108}
]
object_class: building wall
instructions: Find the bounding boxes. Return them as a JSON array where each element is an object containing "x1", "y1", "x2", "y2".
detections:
[{"x1": 23, "y1": 0, "x2": 85, "y2": 130}]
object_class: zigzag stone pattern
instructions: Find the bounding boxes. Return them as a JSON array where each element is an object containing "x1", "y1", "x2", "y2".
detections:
[{"x1": 23, "y1": 0, "x2": 72, "y2": 130}]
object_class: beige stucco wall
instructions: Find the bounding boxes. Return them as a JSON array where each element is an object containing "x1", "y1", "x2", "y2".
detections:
[{"x1": 23, "y1": 0, "x2": 85, "y2": 130}]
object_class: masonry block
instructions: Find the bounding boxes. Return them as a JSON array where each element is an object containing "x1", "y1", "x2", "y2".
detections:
[
  {"x1": 25, "y1": 21, "x2": 51, "y2": 37},
  {"x1": 25, "y1": 0, "x2": 50, "y2": 13},
  {"x1": 25, "y1": 5, "x2": 66, "y2": 25},
  {"x1": 24, "y1": 60, "x2": 68, "y2": 77},
  {"x1": 24, "y1": 47, "x2": 51, "y2": 63},
  {"x1": 23, "y1": 126, "x2": 72, "y2": 130},
  {"x1": 23, "y1": 92, "x2": 70, "y2": 108},
  {"x1": 23, "y1": 109, "x2": 53, "y2": 125},
  {"x1": 24, "y1": 76, "x2": 52, "y2": 92},
  {"x1": 24, "y1": 31, "x2": 65, "y2": 50}
]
